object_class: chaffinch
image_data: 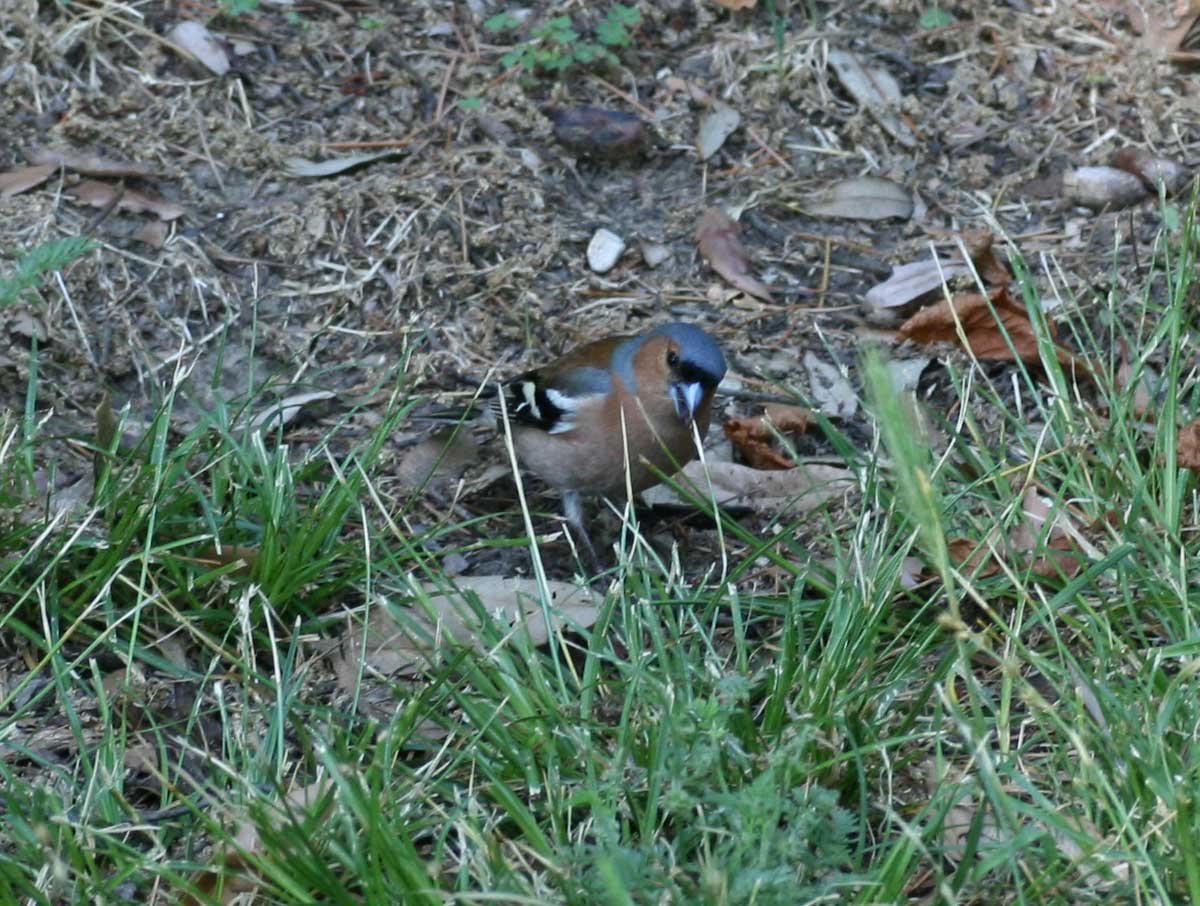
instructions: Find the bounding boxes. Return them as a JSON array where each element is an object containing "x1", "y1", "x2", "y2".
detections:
[{"x1": 486, "y1": 322, "x2": 727, "y2": 567}]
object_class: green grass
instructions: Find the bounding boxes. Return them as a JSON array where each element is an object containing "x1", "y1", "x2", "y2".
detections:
[{"x1": 2, "y1": 205, "x2": 1200, "y2": 904}]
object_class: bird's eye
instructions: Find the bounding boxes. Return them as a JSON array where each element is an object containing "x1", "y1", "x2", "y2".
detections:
[{"x1": 667, "y1": 350, "x2": 680, "y2": 368}]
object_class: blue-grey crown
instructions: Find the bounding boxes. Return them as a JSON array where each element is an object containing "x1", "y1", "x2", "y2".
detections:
[{"x1": 648, "y1": 322, "x2": 727, "y2": 385}]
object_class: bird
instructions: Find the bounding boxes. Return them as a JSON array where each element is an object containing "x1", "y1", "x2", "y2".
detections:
[{"x1": 454, "y1": 322, "x2": 727, "y2": 570}]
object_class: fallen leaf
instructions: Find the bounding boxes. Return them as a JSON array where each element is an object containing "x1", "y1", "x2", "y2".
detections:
[
  {"x1": 335, "y1": 577, "x2": 599, "y2": 682},
  {"x1": 644, "y1": 459, "x2": 855, "y2": 514},
  {"x1": 183, "y1": 779, "x2": 335, "y2": 906},
  {"x1": 197, "y1": 544, "x2": 261, "y2": 579},
  {"x1": 168, "y1": 20, "x2": 231, "y2": 76},
  {"x1": 249, "y1": 390, "x2": 336, "y2": 433},
  {"x1": 804, "y1": 352, "x2": 858, "y2": 418},
  {"x1": 1178, "y1": 419, "x2": 1200, "y2": 472},
  {"x1": 804, "y1": 176, "x2": 913, "y2": 221},
  {"x1": 763, "y1": 403, "x2": 813, "y2": 432},
  {"x1": 66, "y1": 180, "x2": 185, "y2": 221},
  {"x1": 283, "y1": 150, "x2": 401, "y2": 178},
  {"x1": 723, "y1": 406, "x2": 812, "y2": 470},
  {"x1": 1110, "y1": 147, "x2": 1192, "y2": 195},
  {"x1": 826, "y1": 49, "x2": 917, "y2": 148},
  {"x1": 900, "y1": 286, "x2": 1059, "y2": 366},
  {"x1": 696, "y1": 102, "x2": 741, "y2": 160},
  {"x1": 710, "y1": 0, "x2": 757, "y2": 7},
  {"x1": 134, "y1": 220, "x2": 170, "y2": 247},
  {"x1": 694, "y1": 207, "x2": 774, "y2": 301},
  {"x1": 1113, "y1": 338, "x2": 1155, "y2": 420},
  {"x1": 946, "y1": 486, "x2": 1085, "y2": 581},
  {"x1": 865, "y1": 257, "x2": 970, "y2": 311},
  {"x1": 28, "y1": 148, "x2": 161, "y2": 178},
  {"x1": 962, "y1": 229, "x2": 1013, "y2": 285},
  {"x1": 1011, "y1": 486, "x2": 1083, "y2": 580},
  {"x1": 885, "y1": 356, "x2": 931, "y2": 395},
  {"x1": 0, "y1": 164, "x2": 56, "y2": 198},
  {"x1": 545, "y1": 107, "x2": 648, "y2": 161},
  {"x1": 865, "y1": 230, "x2": 1008, "y2": 312}
]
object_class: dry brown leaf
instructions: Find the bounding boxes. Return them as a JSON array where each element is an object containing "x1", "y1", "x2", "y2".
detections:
[
  {"x1": 335, "y1": 577, "x2": 599, "y2": 684},
  {"x1": 1011, "y1": 486, "x2": 1083, "y2": 580},
  {"x1": 66, "y1": 179, "x2": 185, "y2": 221},
  {"x1": 28, "y1": 148, "x2": 161, "y2": 178},
  {"x1": 695, "y1": 208, "x2": 774, "y2": 301},
  {"x1": 962, "y1": 229, "x2": 1013, "y2": 285},
  {"x1": 182, "y1": 779, "x2": 334, "y2": 906},
  {"x1": 134, "y1": 220, "x2": 170, "y2": 247},
  {"x1": 1178, "y1": 419, "x2": 1200, "y2": 472},
  {"x1": 899, "y1": 286, "x2": 1056, "y2": 366},
  {"x1": 0, "y1": 164, "x2": 56, "y2": 198},
  {"x1": 723, "y1": 405, "x2": 811, "y2": 470},
  {"x1": 710, "y1": 0, "x2": 758, "y2": 8},
  {"x1": 1110, "y1": 147, "x2": 1192, "y2": 195},
  {"x1": 947, "y1": 487, "x2": 1084, "y2": 581},
  {"x1": 865, "y1": 230, "x2": 1009, "y2": 312}
]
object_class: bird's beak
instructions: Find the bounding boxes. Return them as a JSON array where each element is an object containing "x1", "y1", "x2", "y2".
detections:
[{"x1": 671, "y1": 381, "x2": 704, "y2": 424}]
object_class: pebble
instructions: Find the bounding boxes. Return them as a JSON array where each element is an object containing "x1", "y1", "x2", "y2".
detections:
[{"x1": 587, "y1": 228, "x2": 625, "y2": 273}]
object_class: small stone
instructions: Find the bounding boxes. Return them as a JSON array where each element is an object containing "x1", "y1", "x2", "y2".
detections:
[
  {"x1": 587, "y1": 228, "x2": 625, "y2": 273},
  {"x1": 639, "y1": 240, "x2": 670, "y2": 268}
]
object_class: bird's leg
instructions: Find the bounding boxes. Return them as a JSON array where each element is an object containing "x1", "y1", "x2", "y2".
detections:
[{"x1": 562, "y1": 490, "x2": 603, "y2": 575}]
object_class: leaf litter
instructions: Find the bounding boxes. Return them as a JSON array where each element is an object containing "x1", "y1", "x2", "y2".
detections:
[{"x1": 1, "y1": 0, "x2": 1197, "y2": 897}]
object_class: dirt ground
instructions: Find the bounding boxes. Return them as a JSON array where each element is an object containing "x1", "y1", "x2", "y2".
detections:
[{"x1": 2, "y1": 0, "x2": 1197, "y2": 578}]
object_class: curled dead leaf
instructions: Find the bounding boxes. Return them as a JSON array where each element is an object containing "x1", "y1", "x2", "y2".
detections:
[
  {"x1": 899, "y1": 286, "x2": 1065, "y2": 367},
  {"x1": 695, "y1": 207, "x2": 774, "y2": 301},
  {"x1": 865, "y1": 229, "x2": 1009, "y2": 313},
  {"x1": 696, "y1": 103, "x2": 741, "y2": 160},
  {"x1": 961, "y1": 229, "x2": 1013, "y2": 285},
  {"x1": 826, "y1": 49, "x2": 917, "y2": 148},
  {"x1": 723, "y1": 405, "x2": 812, "y2": 470},
  {"x1": 1110, "y1": 147, "x2": 1192, "y2": 196}
]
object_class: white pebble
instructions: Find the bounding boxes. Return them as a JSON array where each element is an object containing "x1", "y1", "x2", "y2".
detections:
[{"x1": 587, "y1": 228, "x2": 625, "y2": 273}]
